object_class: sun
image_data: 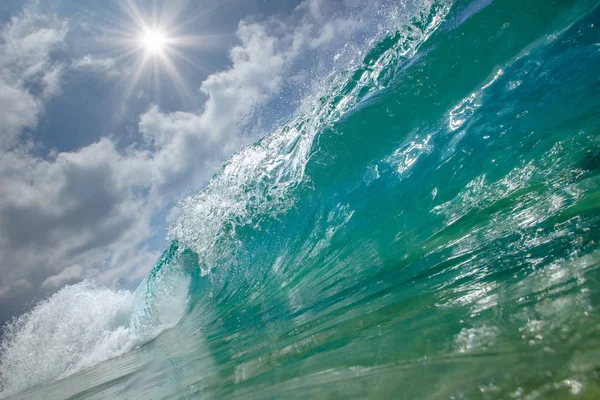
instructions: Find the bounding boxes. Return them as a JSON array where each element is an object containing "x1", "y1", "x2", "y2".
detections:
[
  {"x1": 142, "y1": 29, "x2": 166, "y2": 53},
  {"x1": 103, "y1": 1, "x2": 215, "y2": 107}
]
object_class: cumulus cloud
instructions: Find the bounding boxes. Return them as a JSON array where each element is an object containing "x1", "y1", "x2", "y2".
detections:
[
  {"x1": 72, "y1": 55, "x2": 120, "y2": 77},
  {"x1": 0, "y1": 138, "x2": 156, "y2": 305},
  {"x1": 41, "y1": 265, "x2": 85, "y2": 290},
  {"x1": 0, "y1": 6, "x2": 67, "y2": 149}
]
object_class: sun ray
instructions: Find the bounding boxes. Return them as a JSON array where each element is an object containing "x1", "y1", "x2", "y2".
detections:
[
  {"x1": 166, "y1": 47, "x2": 214, "y2": 76},
  {"x1": 158, "y1": 49, "x2": 197, "y2": 107},
  {"x1": 164, "y1": 4, "x2": 222, "y2": 34},
  {"x1": 116, "y1": 50, "x2": 152, "y2": 117}
]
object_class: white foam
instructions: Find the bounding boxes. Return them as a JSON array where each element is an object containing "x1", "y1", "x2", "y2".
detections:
[{"x1": 0, "y1": 281, "x2": 137, "y2": 395}]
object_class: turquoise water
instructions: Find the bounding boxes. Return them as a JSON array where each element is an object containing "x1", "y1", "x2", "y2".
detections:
[{"x1": 2, "y1": 0, "x2": 600, "y2": 398}]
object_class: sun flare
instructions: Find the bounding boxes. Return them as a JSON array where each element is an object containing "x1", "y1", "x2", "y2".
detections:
[
  {"x1": 104, "y1": 1, "x2": 213, "y2": 107},
  {"x1": 142, "y1": 29, "x2": 166, "y2": 53}
]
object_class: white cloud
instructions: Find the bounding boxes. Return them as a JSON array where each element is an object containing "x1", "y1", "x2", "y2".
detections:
[
  {"x1": 0, "y1": 6, "x2": 67, "y2": 149},
  {"x1": 41, "y1": 265, "x2": 85, "y2": 290},
  {"x1": 73, "y1": 55, "x2": 120, "y2": 77},
  {"x1": 0, "y1": 81, "x2": 39, "y2": 147},
  {"x1": 0, "y1": 139, "x2": 156, "y2": 299}
]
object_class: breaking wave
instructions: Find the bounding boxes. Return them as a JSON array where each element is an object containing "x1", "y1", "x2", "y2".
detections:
[{"x1": 2, "y1": 0, "x2": 600, "y2": 398}]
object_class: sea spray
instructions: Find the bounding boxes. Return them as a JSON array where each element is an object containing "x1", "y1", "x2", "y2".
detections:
[{"x1": 0, "y1": 282, "x2": 134, "y2": 393}]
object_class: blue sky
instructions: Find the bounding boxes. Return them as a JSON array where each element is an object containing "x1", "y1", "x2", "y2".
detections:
[{"x1": 0, "y1": 0, "x2": 393, "y2": 322}]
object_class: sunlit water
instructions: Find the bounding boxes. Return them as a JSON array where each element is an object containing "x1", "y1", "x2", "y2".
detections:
[{"x1": 2, "y1": 0, "x2": 600, "y2": 398}]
